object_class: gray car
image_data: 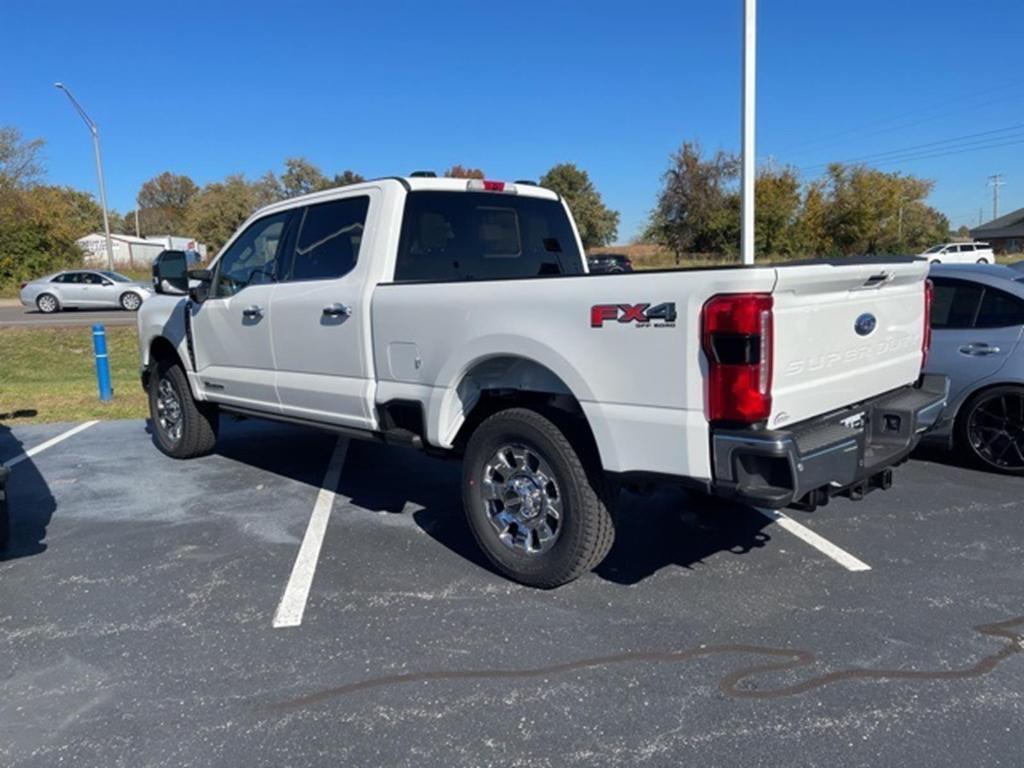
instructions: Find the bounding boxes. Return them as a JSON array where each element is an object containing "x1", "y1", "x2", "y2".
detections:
[
  {"x1": 19, "y1": 269, "x2": 151, "y2": 313},
  {"x1": 922, "y1": 264, "x2": 1024, "y2": 473}
]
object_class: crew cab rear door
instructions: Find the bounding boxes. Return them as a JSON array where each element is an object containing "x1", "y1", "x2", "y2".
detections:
[
  {"x1": 768, "y1": 260, "x2": 928, "y2": 430},
  {"x1": 269, "y1": 190, "x2": 378, "y2": 430}
]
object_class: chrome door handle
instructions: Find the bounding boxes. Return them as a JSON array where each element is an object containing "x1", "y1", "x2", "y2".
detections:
[
  {"x1": 322, "y1": 303, "x2": 352, "y2": 318},
  {"x1": 958, "y1": 343, "x2": 1000, "y2": 356},
  {"x1": 242, "y1": 305, "x2": 264, "y2": 319}
]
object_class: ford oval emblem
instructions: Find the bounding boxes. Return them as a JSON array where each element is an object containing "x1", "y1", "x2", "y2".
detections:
[{"x1": 855, "y1": 313, "x2": 877, "y2": 336}]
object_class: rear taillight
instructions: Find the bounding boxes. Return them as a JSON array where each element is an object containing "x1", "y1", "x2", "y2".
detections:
[
  {"x1": 702, "y1": 293, "x2": 774, "y2": 423},
  {"x1": 19, "y1": 282, "x2": 27, "y2": 289},
  {"x1": 921, "y1": 278, "x2": 933, "y2": 370}
]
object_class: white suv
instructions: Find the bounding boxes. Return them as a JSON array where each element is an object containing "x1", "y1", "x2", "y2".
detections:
[{"x1": 920, "y1": 242, "x2": 995, "y2": 265}]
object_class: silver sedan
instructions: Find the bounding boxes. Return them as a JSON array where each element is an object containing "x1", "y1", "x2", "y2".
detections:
[
  {"x1": 922, "y1": 264, "x2": 1024, "y2": 474},
  {"x1": 19, "y1": 270, "x2": 152, "y2": 313}
]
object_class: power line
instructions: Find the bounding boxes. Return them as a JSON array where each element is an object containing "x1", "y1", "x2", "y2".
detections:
[
  {"x1": 799, "y1": 123, "x2": 1024, "y2": 170},
  {"x1": 799, "y1": 136, "x2": 1024, "y2": 173},
  {"x1": 774, "y1": 77, "x2": 1024, "y2": 158}
]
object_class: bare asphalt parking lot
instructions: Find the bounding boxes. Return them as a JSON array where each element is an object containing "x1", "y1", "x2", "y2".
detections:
[
  {"x1": 0, "y1": 304, "x2": 136, "y2": 328},
  {"x1": 1, "y1": 417, "x2": 1022, "y2": 767}
]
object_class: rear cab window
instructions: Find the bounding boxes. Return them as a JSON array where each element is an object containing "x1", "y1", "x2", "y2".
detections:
[{"x1": 394, "y1": 191, "x2": 584, "y2": 282}]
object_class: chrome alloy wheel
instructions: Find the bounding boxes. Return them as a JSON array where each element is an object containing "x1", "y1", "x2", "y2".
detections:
[
  {"x1": 481, "y1": 443, "x2": 563, "y2": 555},
  {"x1": 156, "y1": 377, "x2": 184, "y2": 444},
  {"x1": 121, "y1": 292, "x2": 142, "y2": 311},
  {"x1": 37, "y1": 294, "x2": 58, "y2": 313},
  {"x1": 968, "y1": 392, "x2": 1024, "y2": 470}
]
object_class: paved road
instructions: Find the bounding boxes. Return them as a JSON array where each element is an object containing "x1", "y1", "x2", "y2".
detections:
[
  {"x1": 0, "y1": 304, "x2": 137, "y2": 328},
  {"x1": 1, "y1": 418, "x2": 1022, "y2": 767}
]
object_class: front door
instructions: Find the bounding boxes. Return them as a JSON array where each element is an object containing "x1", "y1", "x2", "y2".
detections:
[
  {"x1": 191, "y1": 210, "x2": 292, "y2": 412},
  {"x1": 269, "y1": 193, "x2": 375, "y2": 429}
]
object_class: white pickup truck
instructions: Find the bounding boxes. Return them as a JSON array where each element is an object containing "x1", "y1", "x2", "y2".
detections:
[{"x1": 140, "y1": 175, "x2": 947, "y2": 587}]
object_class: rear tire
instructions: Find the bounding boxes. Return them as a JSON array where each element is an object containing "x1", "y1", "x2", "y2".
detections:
[
  {"x1": 36, "y1": 293, "x2": 59, "y2": 314},
  {"x1": 120, "y1": 292, "x2": 143, "y2": 311},
  {"x1": 148, "y1": 358, "x2": 218, "y2": 458},
  {"x1": 955, "y1": 385, "x2": 1024, "y2": 475},
  {"x1": 462, "y1": 407, "x2": 615, "y2": 588}
]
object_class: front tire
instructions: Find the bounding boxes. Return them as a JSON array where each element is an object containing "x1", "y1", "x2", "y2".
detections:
[
  {"x1": 148, "y1": 358, "x2": 219, "y2": 458},
  {"x1": 462, "y1": 408, "x2": 615, "y2": 588},
  {"x1": 36, "y1": 293, "x2": 59, "y2": 314},
  {"x1": 120, "y1": 292, "x2": 143, "y2": 311},
  {"x1": 955, "y1": 385, "x2": 1024, "y2": 475}
]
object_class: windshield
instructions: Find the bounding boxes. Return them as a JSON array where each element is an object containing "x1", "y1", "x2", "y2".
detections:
[
  {"x1": 98, "y1": 271, "x2": 132, "y2": 282},
  {"x1": 924, "y1": 245, "x2": 945, "y2": 254}
]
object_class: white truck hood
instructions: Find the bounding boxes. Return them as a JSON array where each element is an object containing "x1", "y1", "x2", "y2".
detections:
[{"x1": 769, "y1": 260, "x2": 929, "y2": 429}]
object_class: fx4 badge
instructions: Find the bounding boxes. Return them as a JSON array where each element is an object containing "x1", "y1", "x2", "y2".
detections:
[{"x1": 591, "y1": 302, "x2": 677, "y2": 328}]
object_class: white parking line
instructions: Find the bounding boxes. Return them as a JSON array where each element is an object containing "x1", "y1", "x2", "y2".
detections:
[
  {"x1": 758, "y1": 508, "x2": 872, "y2": 572},
  {"x1": 273, "y1": 437, "x2": 349, "y2": 629},
  {"x1": 2, "y1": 420, "x2": 99, "y2": 469}
]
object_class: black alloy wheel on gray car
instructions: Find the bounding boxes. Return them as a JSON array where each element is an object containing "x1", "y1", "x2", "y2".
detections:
[
  {"x1": 957, "y1": 385, "x2": 1024, "y2": 475},
  {"x1": 462, "y1": 407, "x2": 616, "y2": 588},
  {"x1": 36, "y1": 293, "x2": 59, "y2": 314},
  {"x1": 148, "y1": 358, "x2": 219, "y2": 459},
  {"x1": 120, "y1": 292, "x2": 143, "y2": 311}
]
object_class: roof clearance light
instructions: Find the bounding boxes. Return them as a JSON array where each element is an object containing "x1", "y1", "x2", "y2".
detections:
[{"x1": 467, "y1": 179, "x2": 517, "y2": 194}]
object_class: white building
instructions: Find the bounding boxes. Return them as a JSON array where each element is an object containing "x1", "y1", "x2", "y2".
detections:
[{"x1": 76, "y1": 233, "x2": 208, "y2": 268}]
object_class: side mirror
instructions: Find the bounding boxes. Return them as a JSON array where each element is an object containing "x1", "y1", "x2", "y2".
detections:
[
  {"x1": 152, "y1": 251, "x2": 189, "y2": 295},
  {"x1": 187, "y1": 269, "x2": 213, "y2": 303}
]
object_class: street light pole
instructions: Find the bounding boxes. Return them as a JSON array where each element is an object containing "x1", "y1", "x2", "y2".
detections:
[
  {"x1": 741, "y1": 0, "x2": 757, "y2": 266},
  {"x1": 55, "y1": 83, "x2": 115, "y2": 271}
]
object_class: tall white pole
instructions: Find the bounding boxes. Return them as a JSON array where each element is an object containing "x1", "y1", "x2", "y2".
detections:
[
  {"x1": 741, "y1": 0, "x2": 757, "y2": 265},
  {"x1": 55, "y1": 83, "x2": 115, "y2": 271}
]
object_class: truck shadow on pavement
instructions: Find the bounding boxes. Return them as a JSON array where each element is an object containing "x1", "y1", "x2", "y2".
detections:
[
  {"x1": 0, "y1": 422, "x2": 57, "y2": 562},
  {"x1": 207, "y1": 419, "x2": 773, "y2": 584},
  {"x1": 335, "y1": 434, "x2": 773, "y2": 585}
]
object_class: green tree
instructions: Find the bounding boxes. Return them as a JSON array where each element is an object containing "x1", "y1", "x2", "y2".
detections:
[
  {"x1": 647, "y1": 142, "x2": 739, "y2": 262},
  {"x1": 332, "y1": 170, "x2": 366, "y2": 187},
  {"x1": 755, "y1": 165, "x2": 801, "y2": 258},
  {"x1": 539, "y1": 163, "x2": 619, "y2": 248},
  {"x1": 820, "y1": 164, "x2": 947, "y2": 255},
  {"x1": 136, "y1": 171, "x2": 199, "y2": 235},
  {"x1": 443, "y1": 165, "x2": 485, "y2": 179},
  {"x1": 0, "y1": 185, "x2": 104, "y2": 291},
  {"x1": 280, "y1": 157, "x2": 330, "y2": 197},
  {"x1": 184, "y1": 175, "x2": 264, "y2": 256},
  {"x1": 0, "y1": 126, "x2": 45, "y2": 190}
]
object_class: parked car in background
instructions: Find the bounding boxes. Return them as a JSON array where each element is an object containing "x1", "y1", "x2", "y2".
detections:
[
  {"x1": 587, "y1": 253, "x2": 633, "y2": 273},
  {"x1": 922, "y1": 264, "x2": 1024, "y2": 473},
  {"x1": 19, "y1": 270, "x2": 151, "y2": 313},
  {"x1": 920, "y1": 242, "x2": 995, "y2": 264}
]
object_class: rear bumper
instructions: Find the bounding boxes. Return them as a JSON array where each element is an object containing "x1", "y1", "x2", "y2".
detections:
[{"x1": 710, "y1": 374, "x2": 949, "y2": 509}]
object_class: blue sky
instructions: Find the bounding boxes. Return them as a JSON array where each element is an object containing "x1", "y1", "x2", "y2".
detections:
[{"x1": 4, "y1": 0, "x2": 1023, "y2": 242}]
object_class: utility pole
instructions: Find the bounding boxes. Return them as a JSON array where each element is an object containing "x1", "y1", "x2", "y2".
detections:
[
  {"x1": 978, "y1": 208, "x2": 983, "y2": 226},
  {"x1": 55, "y1": 83, "x2": 114, "y2": 271},
  {"x1": 987, "y1": 174, "x2": 1005, "y2": 221},
  {"x1": 740, "y1": 0, "x2": 757, "y2": 266}
]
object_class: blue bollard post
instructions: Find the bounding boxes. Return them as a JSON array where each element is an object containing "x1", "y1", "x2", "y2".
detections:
[{"x1": 91, "y1": 324, "x2": 113, "y2": 402}]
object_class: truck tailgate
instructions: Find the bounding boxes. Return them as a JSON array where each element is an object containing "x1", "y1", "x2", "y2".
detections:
[{"x1": 769, "y1": 261, "x2": 928, "y2": 430}]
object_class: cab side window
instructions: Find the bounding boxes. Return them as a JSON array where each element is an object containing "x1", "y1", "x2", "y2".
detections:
[
  {"x1": 81, "y1": 273, "x2": 105, "y2": 285},
  {"x1": 930, "y1": 278, "x2": 982, "y2": 329},
  {"x1": 975, "y1": 287, "x2": 1024, "y2": 328},
  {"x1": 283, "y1": 197, "x2": 369, "y2": 282},
  {"x1": 213, "y1": 212, "x2": 290, "y2": 298}
]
